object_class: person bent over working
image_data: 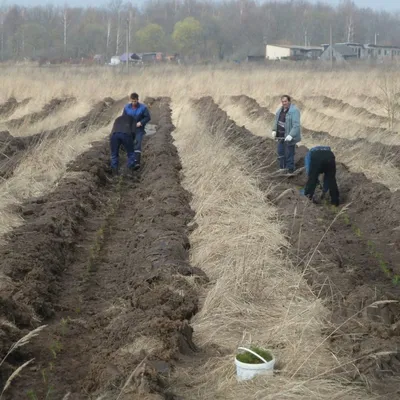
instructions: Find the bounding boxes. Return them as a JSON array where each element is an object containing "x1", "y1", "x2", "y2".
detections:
[
  {"x1": 303, "y1": 146, "x2": 340, "y2": 206},
  {"x1": 110, "y1": 114, "x2": 136, "y2": 177},
  {"x1": 122, "y1": 92, "x2": 151, "y2": 170}
]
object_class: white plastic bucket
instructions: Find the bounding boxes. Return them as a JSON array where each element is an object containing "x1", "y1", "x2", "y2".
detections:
[{"x1": 235, "y1": 347, "x2": 275, "y2": 381}]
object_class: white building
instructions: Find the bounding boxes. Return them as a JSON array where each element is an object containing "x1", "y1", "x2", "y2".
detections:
[
  {"x1": 266, "y1": 44, "x2": 323, "y2": 60},
  {"x1": 363, "y1": 44, "x2": 400, "y2": 61},
  {"x1": 321, "y1": 42, "x2": 400, "y2": 63}
]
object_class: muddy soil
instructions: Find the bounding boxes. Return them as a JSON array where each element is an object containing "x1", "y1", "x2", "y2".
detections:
[
  {"x1": 1, "y1": 97, "x2": 205, "y2": 399},
  {"x1": 230, "y1": 95, "x2": 400, "y2": 175},
  {"x1": 194, "y1": 96, "x2": 400, "y2": 398},
  {"x1": 6, "y1": 97, "x2": 76, "y2": 129},
  {"x1": 0, "y1": 97, "x2": 31, "y2": 119},
  {"x1": 0, "y1": 97, "x2": 125, "y2": 180}
]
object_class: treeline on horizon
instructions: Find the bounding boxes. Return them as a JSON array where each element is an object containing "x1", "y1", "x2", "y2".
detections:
[{"x1": 0, "y1": 0, "x2": 399, "y2": 62}]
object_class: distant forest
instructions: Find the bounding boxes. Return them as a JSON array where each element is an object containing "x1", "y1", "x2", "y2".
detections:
[{"x1": 0, "y1": 0, "x2": 399, "y2": 62}]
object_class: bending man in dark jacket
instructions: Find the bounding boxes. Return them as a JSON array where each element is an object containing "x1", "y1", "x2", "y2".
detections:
[
  {"x1": 304, "y1": 146, "x2": 340, "y2": 206},
  {"x1": 110, "y1": 114, "x2": 136, "y2": 177},
  {"x1": 122, "y1": 92, "x2": 151, "y2": 170}
]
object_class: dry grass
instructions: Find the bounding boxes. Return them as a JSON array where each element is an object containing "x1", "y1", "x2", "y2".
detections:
[{"x1": 170, "y1": 102, "x2": 374, "y2": 399}]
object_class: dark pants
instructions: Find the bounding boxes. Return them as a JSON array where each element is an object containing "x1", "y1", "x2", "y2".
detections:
[
  {"x1": 110, "y1": 132, "x2": 135, "y2": 169},
  {"x1": 277, "y1": 139, "x2": 295, "y2": 172},
  {"x1": 134, "y1": 130, "x2": 144, "y2": 162},
  {"x1": 304, "y1": 150, "x2": 339, "y2": 206}
]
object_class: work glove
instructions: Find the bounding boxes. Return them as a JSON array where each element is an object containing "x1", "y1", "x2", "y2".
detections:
[
  {"x1": 285, "y1": 134, "x2": 293, "y2": 142},
  {"x1": 271, "y1": 131, "x2": 276, "y2": 139}
]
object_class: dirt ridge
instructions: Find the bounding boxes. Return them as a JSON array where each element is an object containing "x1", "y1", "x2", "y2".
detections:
[
  {"x1": 304, "y1": 95, "x2": 391, "y2": 125},
  {"x1": 194, "y1": 96, "x2": 400, "y2": 397},
  {"x1": 0, "y1": 97, "x2": 31, "y2": 119}
]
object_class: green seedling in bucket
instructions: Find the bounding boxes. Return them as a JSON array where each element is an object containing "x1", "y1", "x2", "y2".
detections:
[{"x1": 236, "y1": 346, "x2": 273, "y2": 364}]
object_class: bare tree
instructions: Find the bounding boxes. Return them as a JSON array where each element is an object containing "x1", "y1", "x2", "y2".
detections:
[
  {"x1": 0, "y1": 10, "x2": 4, "y2": 61},
  {"x1": 115, "y1": 10, "x2": 121, "y2": 55},
  {"x1": 106, "y1": 15, "x2": 112, "y2": 56},
  {"x1": 107, "y1": 0, "x2": 123, "y2": 55},
  {"x1": 63, "y1": 4, "x2": 70, "y2": 55}
]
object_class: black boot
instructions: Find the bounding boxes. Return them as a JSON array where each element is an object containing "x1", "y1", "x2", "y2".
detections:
[{"x1": 134, "y1": 153, "x2": 141, "y2": 171}]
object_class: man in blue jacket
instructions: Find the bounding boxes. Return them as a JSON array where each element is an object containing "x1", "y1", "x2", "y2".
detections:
[
  {"x1": 303, "y1": 146, "x2": 340, "y2": 206},
  {"x1": 122, "y1": 92, "x2": 151, "y2": 170},
  {"x1": 271, "y1": 95, "x2": 301, "y2": 173}
]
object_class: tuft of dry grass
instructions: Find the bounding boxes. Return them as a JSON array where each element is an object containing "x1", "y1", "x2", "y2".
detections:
[
  {"x1": 170, "y1": 102, "x2": 374, "y2": 399},
  {"x1": 0, "y1": 358, "x2": 35, "y2": 399},
  {"x1": 0, "y1": 325, "x2": 47, "y2": 399},
  {"x1": 0, "y1": 325, "x2": 47, "y2": 368}
]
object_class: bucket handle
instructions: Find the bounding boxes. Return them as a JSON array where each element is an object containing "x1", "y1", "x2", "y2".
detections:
[{"x1": 237, "y1": 347, "x2": 269, "y2": 364}]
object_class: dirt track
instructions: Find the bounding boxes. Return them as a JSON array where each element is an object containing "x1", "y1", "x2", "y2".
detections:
[
  {"x1": 229, "y1": 95, "x2": 400, "y2": 176},
  {"x1": 193, "y1": 96, "x2": 400, "y2": 398},
  {"x1": 0, "y1": 97, "x2": 125, "y2": 180},
  {"x1": 1, "y1": 97, "x2": 205, "y2": 399}
]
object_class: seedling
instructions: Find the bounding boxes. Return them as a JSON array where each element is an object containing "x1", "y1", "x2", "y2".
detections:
[
  {"x1": 49, "y1": 341, "x2": 63, "y2": 359},
  {"x1": 27, "y1": 390, "x2": 38, "y2": 400},
  {"x1": 236, "y1": 346, "x2": 273, "y2": 364}
]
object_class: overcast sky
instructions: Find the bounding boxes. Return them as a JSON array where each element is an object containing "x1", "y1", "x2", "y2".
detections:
[{"x1": 3, "y1": 0, "x2": 399, "y2": 12}]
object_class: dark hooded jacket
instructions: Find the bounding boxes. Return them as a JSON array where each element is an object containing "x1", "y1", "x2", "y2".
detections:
[{"x1": 111, "y1": 114, "x2": 136, "y2": 137}]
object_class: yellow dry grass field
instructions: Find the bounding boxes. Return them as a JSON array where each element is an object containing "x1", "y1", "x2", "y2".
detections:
[{"x1": 0, "y1": 65, "x2": 399, "y2": 399}]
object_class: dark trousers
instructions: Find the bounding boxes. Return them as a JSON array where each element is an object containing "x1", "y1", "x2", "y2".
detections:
[
  {"x1": 277, "y1": 139, "x2": 295, "y2": 171},
  {"x1": 134, "y1": 130, "x2": 144, "y2": 162},
  {"x1": 304, "y1": 150, "x2": 339, "y2": 206},
  {"x1": 110, "y1": 132, "x2": 135, "y2": 169}
]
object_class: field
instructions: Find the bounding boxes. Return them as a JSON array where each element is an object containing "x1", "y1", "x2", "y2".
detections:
[{"x1": 0, "y1": 64, "x2": 399, "y2": 399}]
